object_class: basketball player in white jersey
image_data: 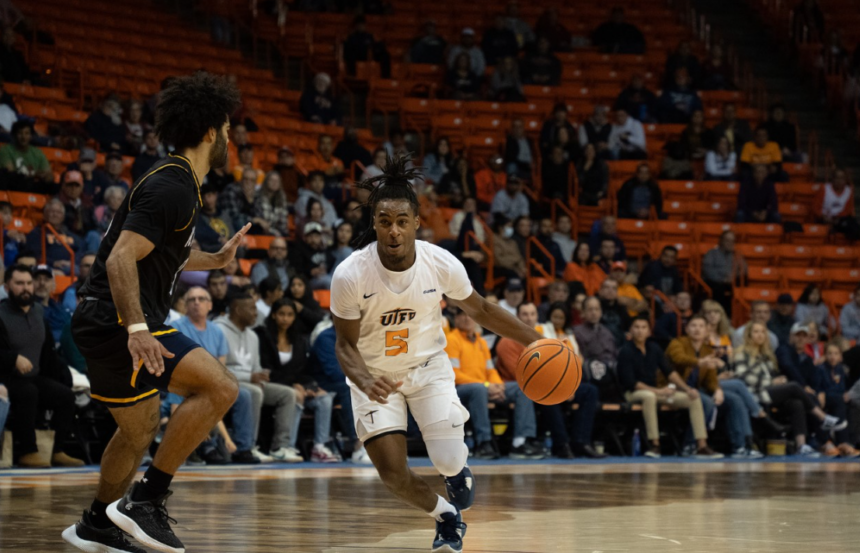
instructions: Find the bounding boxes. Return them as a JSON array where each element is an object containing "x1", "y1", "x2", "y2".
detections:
[{"x1": 330, "y1": 156, "x2": 543, "y2": 553}]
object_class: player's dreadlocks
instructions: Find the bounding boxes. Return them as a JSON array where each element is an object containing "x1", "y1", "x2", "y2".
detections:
[{"x1": 352, "y1": 153, "x2": 422, "y2": 249}]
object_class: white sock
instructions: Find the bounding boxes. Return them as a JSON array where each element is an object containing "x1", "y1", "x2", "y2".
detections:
[
  {"x1": 429, "y1": 495, "x2": 457, "y2": 521},
  {"x1": 512, "y1": 437, "x2": 526, "y2": 448}
]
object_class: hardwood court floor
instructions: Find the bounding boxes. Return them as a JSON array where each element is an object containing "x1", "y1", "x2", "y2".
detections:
[{"x1": 1, "y1": 459, "x2": 859, "y2": 553}]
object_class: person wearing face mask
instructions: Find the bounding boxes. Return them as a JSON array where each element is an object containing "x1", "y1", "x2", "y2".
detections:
[{"x1": 490, "y1": 215, "x2": 526, "y2": 280}]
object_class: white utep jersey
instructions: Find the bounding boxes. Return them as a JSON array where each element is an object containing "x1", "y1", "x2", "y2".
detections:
[{"x1": 330, "y1": 240, "x2": 473, "y2": 373}]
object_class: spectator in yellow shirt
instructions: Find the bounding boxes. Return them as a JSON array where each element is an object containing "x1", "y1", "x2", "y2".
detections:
[
  {"x1": 740, "y1": 126, "x2": 782, "y2": 168},
  {"x1": 609, "y1": 261, "x2": 648, "y2": 316},
  {"x1": 231, "y1": 143, "x2": 264, "y2": 184},
  {"x1": 446, "y1": 308, "x2": 544, "y2": 460}
]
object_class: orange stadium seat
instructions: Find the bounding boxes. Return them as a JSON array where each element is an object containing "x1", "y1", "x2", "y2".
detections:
[
  {"x1": 790, "y1": 224, "x2": 830, "y2": 245},
  {"x1": 776, "y1": 244, "x2": 816, "y2": 267},
  {"x1": 744, "y1": 266, "x2": 781, "y2": 288},
  {"x1": 782, "y1": 267, "x2": 825, "y2": 288},
  {"x1": 735, "y1": 223, "x2": 784, "y2": 244},
  {"x1": 736, "y1": 244, "x2": 776, "y2": 267},
  {"x1": 823, "y1": 268, "x2": 860, "y2": 290},
  {"x1": 695, "y1": 222, "x2": 734, "y2": 243},
  {"x1": 615, "y1": 219, "x2": 653, "y2": 258},
  {"x1": 818, "y1": 246, "x2": 859, "y2": 268}
]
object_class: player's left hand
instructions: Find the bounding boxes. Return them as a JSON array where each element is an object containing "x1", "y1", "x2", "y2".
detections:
[{"x1": 216, "y1": 223, "x2": 252, "y2": 268}]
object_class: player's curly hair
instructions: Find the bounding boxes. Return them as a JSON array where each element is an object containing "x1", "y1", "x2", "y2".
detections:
[
  {"x1": 352, "y1": 153, "x2": 422, "y2": 249},
  {"x1": 154, "y1": 71, "x2": 241, "y2": 152}
]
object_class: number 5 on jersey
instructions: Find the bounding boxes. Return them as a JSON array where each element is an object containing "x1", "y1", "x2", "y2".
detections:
[{"x1": 385, "y1": 329, "x2": 409, "y2": 356}]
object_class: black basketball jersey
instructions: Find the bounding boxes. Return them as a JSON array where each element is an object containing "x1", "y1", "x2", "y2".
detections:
[{"x1": 79, "y1": 154, "x2": 201, "y2": 326}]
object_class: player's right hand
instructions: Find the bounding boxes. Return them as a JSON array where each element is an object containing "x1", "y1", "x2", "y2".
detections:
[
  {"x1": 361, "y1": 376, "x2": 403, "y2": 404},
  {"x1": 129, "y1": 332, "x2": 175, "y2": 378}
]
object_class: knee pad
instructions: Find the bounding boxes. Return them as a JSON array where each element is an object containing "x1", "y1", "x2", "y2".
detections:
[{"x1": 425, "y1": 439, "x2": 469, "y2": 477}]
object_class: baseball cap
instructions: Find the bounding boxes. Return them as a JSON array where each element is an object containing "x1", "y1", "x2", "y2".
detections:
[
  {"x1": 303, "y1": 222, "x2": 323, "y2": 236},
  {"x1": 462, "y1": 27, "x2": 476, "y2": 36},
  {"x1": 63, "y1": 170, "x2": 84, "y2": 185},
  {"x1": 777, "y1": 293, "x2": 794, "y2": 305},
  {"x1": 790, "y1": 322, "x2": 810, "y2": 335},
  {"x1": 611, "y1": 261, "x2": 627, "y2": 272},
  {"x1": 505, "y1": 278, "x2": 524, "y2": 292},
  {"x1": 79, "y1": 147, "x2": 97, "y2": 162},
  {"x1": 33, "y1": 264, "x2": 53, "y2": 278},
  {"x1": 106, "y1": 151, "x2": 123, "y2": 162}
]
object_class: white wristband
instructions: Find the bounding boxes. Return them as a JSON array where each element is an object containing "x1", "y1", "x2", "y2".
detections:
[{"x1": 127, "y1": 323, "x2": 149, "y2": 334}]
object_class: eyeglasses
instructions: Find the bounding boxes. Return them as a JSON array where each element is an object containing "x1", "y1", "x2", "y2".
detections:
[{"x1": 186, "y1": 296, "x2": 211, "y2": 303}]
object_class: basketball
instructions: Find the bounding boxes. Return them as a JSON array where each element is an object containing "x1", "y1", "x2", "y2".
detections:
[{"x1": 515, "y1": 339, "x2": 582, "y2": 405}]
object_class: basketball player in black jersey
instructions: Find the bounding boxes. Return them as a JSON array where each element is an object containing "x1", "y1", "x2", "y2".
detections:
[{"x1": 62, "y1": 72, "x2": 249, "y2": 553}]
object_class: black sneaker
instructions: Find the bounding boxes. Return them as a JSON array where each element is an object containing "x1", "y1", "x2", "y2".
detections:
[
  {"x1": 444, "y1": 466, "x2": 476, "y2": 511},
  {"x1": 200, "y1": 449, "x2": 229, "y2": 465},
  {"x1": 473, "y1": 441, "x2": 499, "y2": 460},
  {"x1": 509, "y1": 442, "x2": 546, "y2": 460},
  {"x1": 107, "y1": 482, "x2": 185, "y2": 553},
  {"x1": 231, "y1": 449, "x2": 261, "y2": 465},
  {"x1": 432, "y1": 510, "x2": 467, "y2": 553},
  {"x1": 62, "y1": 510, "x2": 147, "y2": 553}
]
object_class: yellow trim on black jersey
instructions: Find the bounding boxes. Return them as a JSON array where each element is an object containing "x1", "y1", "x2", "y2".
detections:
[
  {"x1": 151, "y1": 329, "x2": 178, "y2": 337},
  {"x1": 128, "y1": 163, "x2": 189, "y2": 211},
  {"x1": 169, "y1": 153, "x2": 203, "y2": 206},
  {"x1": 175, "y1": 207, "x2": 197, "y2": 232},
  {"x1": 91, "y1": 388, "x2": 159, "y2": 405}
]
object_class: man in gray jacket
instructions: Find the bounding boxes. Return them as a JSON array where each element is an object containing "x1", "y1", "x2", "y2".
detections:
[{"x1": 215, "y1": 292, "x2": 302, "y2": 462}]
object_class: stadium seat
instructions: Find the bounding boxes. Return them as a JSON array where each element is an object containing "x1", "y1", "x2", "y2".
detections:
[
  {"x1": 782, "y1": 267, "x2": 825, "y2": 289},
  {"x1": 790, "y1": 224, "x2": 830, "y2": 245},
  {"x1": 615, "y1": 219, "x2": 653, "y2": 258},
  {"x1": 818, "y1": 245, "x2": 858, "y2": 268},
  {"x1": 822, "y1": 268, "x2": 860, "y2": 291},
  {"x1": 744, "y1": 266, "x2": 781, "y2": 288},
  {"x1": 695, "y1": 222, "x2": 734, "y2": 243},
  {"x1": 735, "y1": 223, "x2": 784, "y2": 244},
  {"x1": 653, "y1": 221, "x2": 694, "y2": 242},
  {"x1": 7, "y1": 217, "x2": 35, "y2": 234},
  {"x1": 660, "y1": 180, "x2": 704, "y2": 202},
  {"x1": 735, "y1": 244, "x2": 776, "y2": 267},
  {"x1": 822, "y1": 289, "x2": 852, "y2": 310},
  {"x1": 776, "y1": 245, "x2": 816, "y2": 267},
  {"x1": 779, "y1": 202, "x2": 810, "y2": 224}
]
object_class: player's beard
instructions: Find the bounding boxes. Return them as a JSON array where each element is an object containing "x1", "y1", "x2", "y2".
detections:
[{"x1": 208, "y1": 130, "x2": 229, "y2": 169}]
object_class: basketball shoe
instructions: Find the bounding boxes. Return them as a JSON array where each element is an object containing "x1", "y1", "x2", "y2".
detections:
[
  {"x1": 106, "y1": 482, "x2": 185, "y2": 553},
  {"x1": 432, "y1": 510, "x2": 467, "y2": 553},
  {"x1": 444, "y1": 466, "x2": 475, "y2": 511},
  {"x1": 62, "y1": 510, "x2": 147, "y2": 553}
]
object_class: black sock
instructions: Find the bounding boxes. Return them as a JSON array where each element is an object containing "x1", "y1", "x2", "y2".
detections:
[
  {"x1": 133, "y1": 465, "x2": 173, "y2": 501},
  {"x1": 88, "y1": 499, "x2": 114, "y2": 530}
]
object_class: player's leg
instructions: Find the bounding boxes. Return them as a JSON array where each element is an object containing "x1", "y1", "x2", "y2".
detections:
[{"x1": 365, "y1": 433, "x2": 439, "y2": 512}]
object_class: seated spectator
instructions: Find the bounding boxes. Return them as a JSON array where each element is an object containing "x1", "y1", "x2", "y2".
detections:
[
  {"x1": 541, "y1": 145, "x2": 571, "y2": 202},
  {"x1": 1, "y1": 265, "x2": 84, "y2": 467},
  {"x1": 617, "y1": 163, "x2": 663, "y2": 219},
  {"x1": 342, "y1": 15, "x2": 391, "y2": 79},
  {"x1": 608, "y1": 108, "x2": 647, "y2": 160},
  {"x1": 219, "y1": 168, "x2": 258, "y2": 233},
  {"x1": 594, "y1": 238, "x2": 620, "y2": 274},
  {"x1": 96, "y1": 152, "x2": 131, "y2": 202},
  {"x1": 57, "y1": 170, "x2": 97, "y2": 246},
  {"x1": 537, "y1": 281, "x2": 571, "y2": 322},
  {"x1": 290, "y1": 223, "x2": 331, "y2": 289},
  {"x1": 574, "y1": 144, "x2": 609, "y2": 207},
  {"x1": 0, "y1": 121, "x2": 52, "y2": 184},
  {"x1": 448, "y1": 27, "x2": 487, "y2": 77},
  {"x1": 475, "y1": 154, "x2": 508, "y2": 208},
  {"x1": 512, "y1": 215, "x2": 532, "y2": 257},
  {"x1": 303, "y1": 199, "x2": 334, "y2": 247},
  {"x1": 254, "y1": 172, "x2": 290, "y2": 237},
  {"x1": 491, "y1": 216, "x2": 526, "y2": 280},
  {"x1": 498, "y1": 277, "x2": 525, "y2": 316},
  {"x1": 334, "y1": 127, "x2": 373, "y2": 181},
  {"x1": 361, "y1": 147, "x2": 387, "y2": 182},
  {"x1": 449, "y1": 197, "x2": 485, "y2": 242},
  {"x1": 656, "y1": 69, "x2": 703, "y2": 124},
  {"x1": 197, "y1": 184, "x2": 234, "y2": 254},
  {"x1": 490, "y1": 174, "x2": 529, "y2": 224},
  {"x1": 712, "y1": 103, "x2": 753, "y2": 155},
  {"x1": 483, "y1": 14, "x2": 520, "y2": 66},
  {"x1": 256, "y1": 298, "x2": 338, "y2": 462},
  {"x1": 578, "y1": 105, "x2": 613, "y2": 159},
  {"x1": 598, "y1": 278, "x2": 632, "y2": 345},
  {"x1": 702, "y1": 230, "x2": 745, "y2": 314},
  {"x1": 805, "y1": 320, "x2": 827, "y2": 363},
  {"x1": 231, "y1": 144, "x2": 264, "y2": 185},
  {"x1": 588, "y1": 216, "x2": 626, "y2": 261},
  {"x1": 285, "y1": 275, "x2": 325, "y2": 335},
  {"x1": 124, "y1": 99, "x2": 150, "y2": 156},
  {"x1": 795, "y1": 284, "x2": 833, "y2": 335},
  {"x1": 409, "y1": 20, "x2": 447, "y2": 65},
  {"x1": 295, "y1": 171, "x2": 338, "y2": 228},
  {"x1": 62, "y1": 252, "x2": 95, "y2": 313},
  {"x1": 654, "y1": 290, "x2": 693, "y2": 344},
  {"x1": 423, "y1": 137, "x2": 454, "y2": 185},
  {"x1": 763, "y1": 104, "x2": 799, "y2": 161},
  {"x1": 839, "y1": 284, "x2": 860, "y2": 341},
  {"x1": 563, "y1": 243, "x2": 604, "y2": 296},
  {"x1": 815, "y1": 343, "x2": 860, "y2": 457},
  {"x1": 735, "y1": 321, "x2": 837, "y2": 457},
  {"x1": 639, "y1": 245, "x2": 683, "y2": 298},
  {"x1": 439, "y1": 157, "x2": 478, "y2": 207},
  {"x1": 447, "y1": 53, "x2": 482, "y2": 101},
  {"x1": 531, "y1": 218, "x2": 566, "y2": 278},
  {"x1": 497, "y1": 302, "x2": 606, "y2": 458},
  {"x1": 382, "y1": 129, "x2": 411, "y2": 159},
  {"x1": 26, "y1": 200, "x2": 82, "y2": 275},
  {"x1": 573, "y1": 298, "x2": 619, "y2": 401},
  {"x1": 207, "y1": 270, "x2": 230, "y2": 320},
  {"x1": 131, "y1": 130, "x2": 165, "y2": 181},
  {"x1": 255, "y1": 276, "x2": 284, "y2": 326},
  {"x1": 660, "y1": 141, "x2": 695, "y2": 181},
  {"x1": 769, "y1": 294, "x2": 796, "y2": 347},
  {"x1": 617, "y1": 317, "x2": 713, "y2": 458},
  {"x1": 700, "y1": 44, "x2": 734, "y2": 90},
  {"x1": 489, "y1": 57, "x2": 525, "y2": 102},
  {"x1": 664, "y1": 41, "x2": 701, "y2": 88},
  {"x1": 554, "y1": 126, "x2": 582, "y2": 163},
  {"x1": 736, "y1": 164, "x2": 780, "y2": 223},
  {"x1": 273, "y1": 147, "x2": 304, "y2": 203},
  {"x1": 775, "y1": 323, "x2": 820, "y2": 387},
  {"x1": 591, "y1": 7, "x2": 645, "y2": 54},
  {"x1": 540, "y1": 103, "x2": 577, "y2": 155},
  {"x1": 552, "y1": 214, "x2": 577, "y2": 263},
  {"x1": 609, "y1": 261, "x2": 648, "y2": 316},
  {"x1": 814, "y1": 168, "x2": 857, "y2": 239},
  {"x1": 504, "y1": 118, "x2": 536, "y2": 179},
  {"x1": 0, "y1": 27, "x2": 30, "y2": 84},
  {"x1": 679, "y1": 109, "x2": 715, "y2": 160},
  {"x1": 701, "y1": 299, "x2": 734, "y2": 361},
  {"x1": 535, "y1": 8, "x2": 572, "y2": 52},
  {"x1": 31, "y1": 264, "x2": 69, "y2": 345},
  {"x1": 520, "y1": 36, "x2": 561, "y2": 85},
  {"x1": 327, "y1": 220, "x2": 354, "y2": 274},
  {"x1": 505, "y1": 1, "x2": 535, "y2": 48},
  {"x1": 299, "y1": 72, "x2": 341, "y2": 125},
  {"x1": 704, "y1": 136, "x2": 738, "y2": 180},
  {"x1": 250, "y1": 238, "x2": 294, "y2": 290},
  {"x1": 740, "y1": 127, "x2": 783, "y2": 173},
  {"x1": 226, "y1": 123, "x2": 250, "y2": 170},
  {"x1": 85, "y1": 95, "x2": 127, "y2": 152},
  {"x1": 733, "y1": 300, "x2": 779, "y2": 349},
  {"x1": 614, "y1": 74, "x2": 657, "y2": 123},
  {"x1": 448, "y1": 307, "x2": 544, "y2": 460},
  {"x1": 215, "y1": 293, "x2": 303, "y2": 462}
]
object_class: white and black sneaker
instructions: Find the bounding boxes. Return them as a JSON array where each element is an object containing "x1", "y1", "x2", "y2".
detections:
[
  {"x1": 62, "y1": 510, "x2": 146, "y2": 553},
  {"x1": 106, "y1": 482, "x2": 185, "y2": 553},
  {"x1": 821, "y1": 415, "x2": 848, "y2": 432}
]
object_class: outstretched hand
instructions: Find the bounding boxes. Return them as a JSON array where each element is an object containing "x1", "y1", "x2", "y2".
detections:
[{"x1": 217, "y1": 223, "x2": 252, "y2": 268}]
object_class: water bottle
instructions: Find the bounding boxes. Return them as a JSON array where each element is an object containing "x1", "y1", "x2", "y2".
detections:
[
  {"x1": 543, "y1": 431, "x2": 552, "y2": 452},
  {"x1": 667, "y1": 383, "x2": 677, "y2": 405},
  {"x1": 632, "y1": 428, "x2": 641, "y2": 457},
  {"x1": 465, "y1": 430, "x2": 475, "y2": 451}
]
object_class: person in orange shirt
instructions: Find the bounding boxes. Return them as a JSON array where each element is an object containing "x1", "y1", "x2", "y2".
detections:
[
  {"x1": 303, "y1": 134, "x2": 345, "y2": 184},
  {"x1": 740, "y1": 126, "x2": 782, "y2": 168},
  {"x1": 446, "y1": 308, "x2": 544, "y2": 460},
  {"x1": 227, "y1": 123, "x2": 249, "y2": 170},
  {"x1": 474, "y1": 154, "x2": 507, "y2": 209},
  {"x1": 563, "y1": 242, "x2": 604, "y2": 296},
  {"x1": 231, "y1": 144, "x2": 264, "y2": 184}
]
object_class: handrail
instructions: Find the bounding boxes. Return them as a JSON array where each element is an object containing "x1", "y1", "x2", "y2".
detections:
[
  {"x1": 650, "y1": 289, "x2": 683, "y2": 336},
  {"x1": 463, "y1": 229, "x2": 495, "y2": 293},
  {"x1": 550, "y1": 198, "x2": 577, "y2": 240},
  {"x1": 41, "y1": 223, "x2": 76, "y2": 279},
  {"x1": 525, "y1": 236, "x2": 555, "y2": 303}
]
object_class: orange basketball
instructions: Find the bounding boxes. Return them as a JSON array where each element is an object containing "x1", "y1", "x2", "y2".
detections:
[{"x1": 515, "y1": 339, "x2": 582, "y2": 405}]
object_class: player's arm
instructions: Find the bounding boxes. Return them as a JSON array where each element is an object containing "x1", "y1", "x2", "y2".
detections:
[
  {"x1": 106, "y1": 230, "x2": 175, "y2": 377},
  {"x1": 184, "y1": 223, "x2": 252, "y2": 271},
  {"x1": 448, "y1": 290, "x2": 543, "y2": 347},
  {"x1": 332, "y1": 314, "x2": 402, "y2": 404}
]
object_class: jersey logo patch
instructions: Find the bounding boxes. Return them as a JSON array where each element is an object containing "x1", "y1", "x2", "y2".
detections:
[
  {"x1": 363, "y1": 292, "x2": 377, "y2": 299},
  {"x1": 423, "y1": 289, "x2": 437, "y2": 294},
  {"x1": 380, "y1": 308, "x2": 417, "y2": 326}
]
